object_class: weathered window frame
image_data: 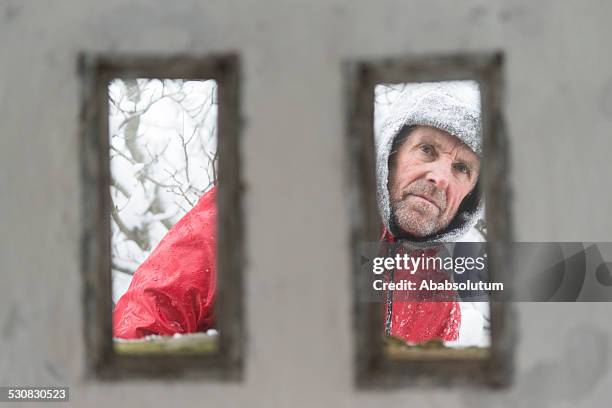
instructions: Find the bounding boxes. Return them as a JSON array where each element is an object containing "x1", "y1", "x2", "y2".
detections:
[
  {"x1": 345, "y1": 52, "x2": 514, "y2": 388},
  {"x1": 79, "y1": 54, "x2": 244, "y2": 380}
]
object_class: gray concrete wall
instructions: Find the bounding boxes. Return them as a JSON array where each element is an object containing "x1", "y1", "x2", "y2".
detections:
[{"x1": 1, "y1": 0, "x2": 611, "y2": 406}]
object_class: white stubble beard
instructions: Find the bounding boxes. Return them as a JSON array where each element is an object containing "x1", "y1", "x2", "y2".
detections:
[{"x1": 391, "y1": 195, "x2": 442, "y2": 237}]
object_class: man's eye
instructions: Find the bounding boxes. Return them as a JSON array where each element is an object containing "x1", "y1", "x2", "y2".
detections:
[
  {"x1": 419, "y1": 144, "x2": 433, "y2": 155},
  {"x1": 453, "y1": 163, "x2": 470, "y2": 175}
]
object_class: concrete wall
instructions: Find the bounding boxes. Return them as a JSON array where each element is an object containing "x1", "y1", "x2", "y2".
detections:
[{"x1": 1, "y1": 0, "x2": 611, "y2": 406}]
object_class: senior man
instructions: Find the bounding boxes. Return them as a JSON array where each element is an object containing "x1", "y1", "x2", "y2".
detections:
[{"x1": 375, "y1": 82, "x2": 484, "y2": 344}]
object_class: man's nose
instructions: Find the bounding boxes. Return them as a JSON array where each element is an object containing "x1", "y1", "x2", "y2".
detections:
[{"x1": 426, "y1": 160, "x2": 452, "y2": 191}]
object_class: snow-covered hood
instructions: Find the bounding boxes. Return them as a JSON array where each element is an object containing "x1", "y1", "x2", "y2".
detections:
[{"x1": 376, "y1": 81, "x2": 484, "y2": 245}]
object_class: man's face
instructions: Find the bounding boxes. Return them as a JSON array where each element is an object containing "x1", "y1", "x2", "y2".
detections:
[{"x1": 388, "y1": 126, "x2": 480, "y2": 237}]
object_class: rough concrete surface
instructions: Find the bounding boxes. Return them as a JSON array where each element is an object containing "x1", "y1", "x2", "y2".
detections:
[{"x1": 1, "y1": 0, "x2": 612, "y2": 406}]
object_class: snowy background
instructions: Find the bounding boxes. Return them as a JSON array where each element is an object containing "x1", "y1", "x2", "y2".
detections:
[
  {"x1": 108, "y1": 78, "x2": 218, "y2": 304},
  {"x1": 374, "y1": 82, "x2": 489, "y2": 347}
]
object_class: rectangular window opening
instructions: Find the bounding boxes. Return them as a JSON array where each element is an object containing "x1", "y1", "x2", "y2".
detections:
[
  {"x1": 79, "y1": 54, "x2": 243, "y2": 380},
  {"x1": 346, "y1": 53, "x2": 514, "y2": 388}
]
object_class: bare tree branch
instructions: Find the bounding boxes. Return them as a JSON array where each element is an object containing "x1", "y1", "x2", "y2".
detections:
[
  {"x1": 112, "y1": 261, "x2": 136, "y2": 275},
  {"x1": 111, "y1": 204, "x2": 150, "y2": 251}
]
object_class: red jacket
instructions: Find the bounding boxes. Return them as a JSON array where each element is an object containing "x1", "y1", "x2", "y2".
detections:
[
  {"x1": 114, "y1": 187, "x2": 459, "y2": 344},
  {"x1": 113, "y1": 187, "x2": 217, "y2": 339},
  {"x1": 380, "y1": 230, "x2": 461, "y2": 344}
]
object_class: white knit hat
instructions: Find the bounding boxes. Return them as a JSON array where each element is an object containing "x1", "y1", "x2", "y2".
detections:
[{"x1": 375, "y1": 81, "x2": 484, "y2": 244}]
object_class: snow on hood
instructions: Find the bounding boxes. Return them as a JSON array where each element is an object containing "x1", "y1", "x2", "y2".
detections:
[{"x1": 375, "y1": 81, "x2": 484, "y2": 245}]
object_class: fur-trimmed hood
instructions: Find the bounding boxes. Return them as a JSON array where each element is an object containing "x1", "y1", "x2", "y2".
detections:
[{"x1": 375, "y1": 81, "x2": 484, "y2": 244}]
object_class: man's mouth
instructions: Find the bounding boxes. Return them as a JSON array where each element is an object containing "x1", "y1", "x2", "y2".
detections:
[{"x1": 408, "y1": 193, "x2": 441, "y2": 212}]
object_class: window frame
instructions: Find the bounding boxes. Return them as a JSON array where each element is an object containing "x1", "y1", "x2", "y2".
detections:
[
  {"x1": 345, "y1": 52, "x2": 514, "y2": 388},
  {"x1": 79, "y1": 54, "x2": 244, "y2": 380}
]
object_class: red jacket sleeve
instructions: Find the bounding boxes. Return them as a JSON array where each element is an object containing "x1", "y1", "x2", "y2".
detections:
[{"x1": 113, "y1": 187, "x2": 217, "y2": 339}]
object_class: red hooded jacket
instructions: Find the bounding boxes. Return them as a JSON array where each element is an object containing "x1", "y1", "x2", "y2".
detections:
[
  {"x1": 113, "y1": 187, "x2": 459, "y2": 343},
  {"x1": 113, "y1": 187, "x2": 217, "y2": 339}
]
